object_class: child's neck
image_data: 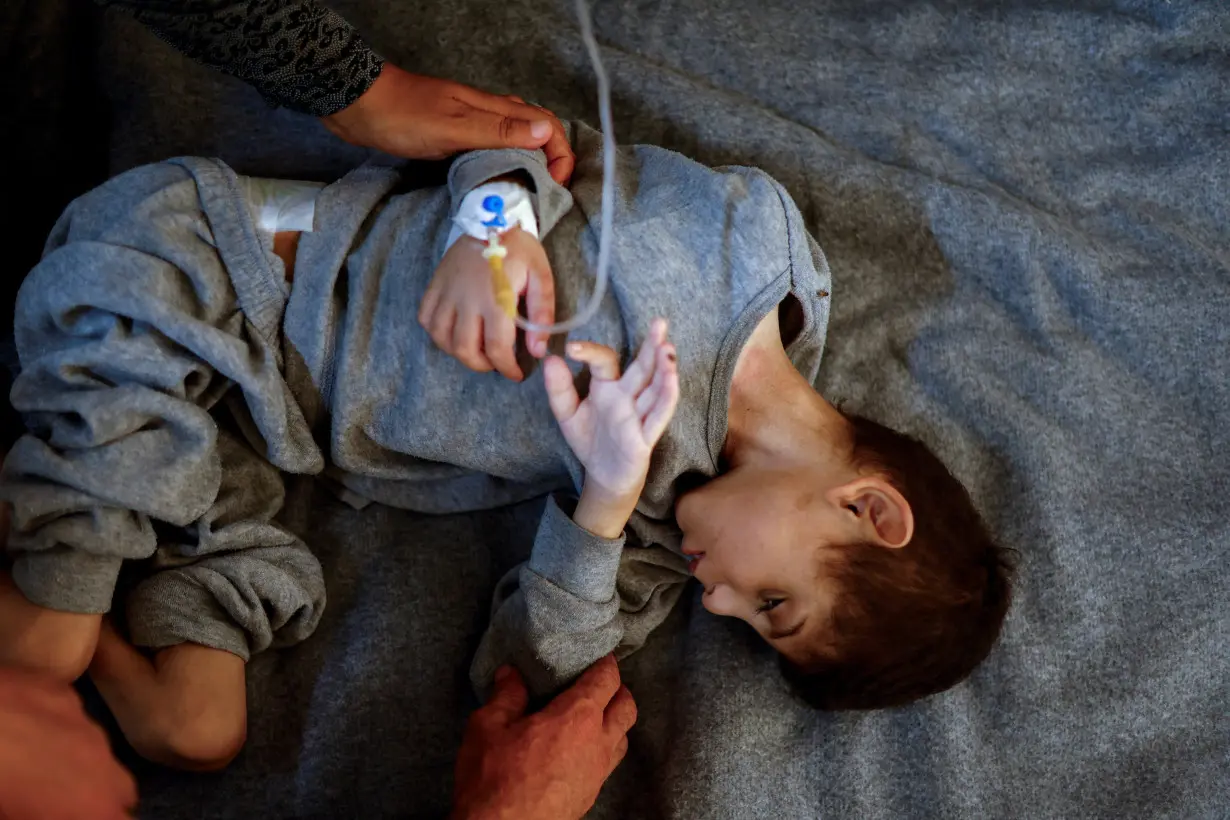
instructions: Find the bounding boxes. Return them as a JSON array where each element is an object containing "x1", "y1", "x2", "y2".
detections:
[{"x1": 724, "y1": 305, "x2": 850, "y2": 468}]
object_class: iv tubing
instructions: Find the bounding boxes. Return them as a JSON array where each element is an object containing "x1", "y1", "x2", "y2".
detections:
[{"x1": 514, "y1": 0, "x2": 614, "y2": 336}]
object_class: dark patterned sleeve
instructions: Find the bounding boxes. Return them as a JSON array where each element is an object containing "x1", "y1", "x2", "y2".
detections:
[{"x1": 98, "y1": 0, "x2": 385, "y2": 117}]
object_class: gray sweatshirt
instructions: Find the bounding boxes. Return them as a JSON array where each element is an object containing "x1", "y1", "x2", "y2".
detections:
[{"x1": 3, "y1": 123, "x2": 832, "y2": 692}]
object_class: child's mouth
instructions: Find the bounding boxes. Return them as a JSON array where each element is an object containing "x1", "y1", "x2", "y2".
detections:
[{"x1": 686, "y1": 553, "x2": 704, "y2": 573}]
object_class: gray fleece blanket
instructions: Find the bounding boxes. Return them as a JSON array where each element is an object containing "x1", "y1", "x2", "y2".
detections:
[{"x1": 37, "y1": 0, "x2": 1230, "y2": 817}]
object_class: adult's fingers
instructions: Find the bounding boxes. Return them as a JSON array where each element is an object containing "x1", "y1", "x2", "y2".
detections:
[
  {"x1": 546, "y1": 654, "x2": 622, "y2": 718},
  {"x1": 543, "y1": 356, "x2": 581, "y2": 424},
  {"x1": 539, "y1": 123, "x2": 576, "y2": 185},
  {"x1": 453, "y1": 313, "x2": 494, "y2": 373},
  {"x1": 477, "y1": 666, "x2": 530, "y2": 728},
  {"x1": 484, "y1": 309, "x2": 523, "y2": 381},
  {"x1": 0, "y1": 673, "x2": 139, "y2": 814},
  {"x1": 446, "y1": 108, "x2": 555, "y2": 152},
  {"x1": 472, "y1": 91, "x2": 574, "y2": 183},
  {"x1": 92, "y1": 744, "x2": 140, "y2": 814},
  {"x1": 70, "y1": 749, "x2": 140, "y2": 820},
  {"x1": 460, "y1": 85, "x2": 546, "y2": 121},
  {"x1": 567, "y1": 341, "x2": 621, "y2": 381},
  {"x1": 114, "y1": 752, "x2": 141, "y2": 810},
  {"x1": 603, "y1": 684, "x2": 638, "y2": 737},
  {"x1": 114, "y1": 769, "x2": 141, "y2": 815},
  {"x1": 609, "y1": 734, "x2": 630, "y2": 771}
]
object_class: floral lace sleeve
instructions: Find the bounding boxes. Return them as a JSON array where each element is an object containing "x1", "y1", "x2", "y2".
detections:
[{"x1": 99, "y1": 0, "x2": 385, "y2": 117}]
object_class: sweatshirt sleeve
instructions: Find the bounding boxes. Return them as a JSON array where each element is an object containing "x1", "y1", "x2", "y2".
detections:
[
  {"x1": 447, "y1": 127, "x2": 576, "y2": 240},
  {"x1": 470, "y1": 495, "x2": 692, "y2": 699},
  {"x1": 97, "y1": 0, "x2": 384, "y2": 117},
  {"x1": 470, "y1": 494, "x2": 624, "y2": 699}
]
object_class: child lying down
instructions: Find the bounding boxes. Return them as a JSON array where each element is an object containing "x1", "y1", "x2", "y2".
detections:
[{"x1": 0, "y1": 122, "x2": 1012, "y2": 770}]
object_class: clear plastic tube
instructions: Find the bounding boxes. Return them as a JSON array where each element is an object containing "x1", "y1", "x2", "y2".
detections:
[{"x1": 513, "y1": 0, "x2": 614, "y2": 336}]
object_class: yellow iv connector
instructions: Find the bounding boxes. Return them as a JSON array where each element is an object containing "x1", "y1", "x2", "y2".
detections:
[{"x1": 483, "y1": 233, "x2": 517, "y2": 319}]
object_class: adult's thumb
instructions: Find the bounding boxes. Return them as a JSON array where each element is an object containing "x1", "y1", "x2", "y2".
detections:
[
  {"x1": 464, "y1": 111, "x2": 554, "y2": 150},
  {"x1": 481, "y1": 666, "x2": 530, "y2": 726}
]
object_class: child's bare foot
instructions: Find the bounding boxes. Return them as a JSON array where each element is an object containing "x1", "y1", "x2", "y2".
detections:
[{"x1": 89, "y1": 619, "x2": 248, "y2": 772}]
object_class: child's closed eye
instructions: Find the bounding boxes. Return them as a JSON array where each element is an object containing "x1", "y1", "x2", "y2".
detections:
[{"x1": 756, "y1": 598, "x2": 785, "y2": 614}]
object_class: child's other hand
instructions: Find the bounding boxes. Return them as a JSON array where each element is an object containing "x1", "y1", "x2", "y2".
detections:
[
  {"x1": 419, "y1": 228, "x2": 555, "y2": 381},
  {"x1": 544, "y1": 318, "x2": 679, "y2": 504}
]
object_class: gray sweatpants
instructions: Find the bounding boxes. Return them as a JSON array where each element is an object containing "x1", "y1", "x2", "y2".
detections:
[{"x1": 2, "y1": 159, "x2": 326, "y2": 660}]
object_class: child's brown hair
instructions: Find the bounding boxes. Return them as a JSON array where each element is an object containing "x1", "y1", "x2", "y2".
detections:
[{"x1": 782, "y1": 414, "x2": 1014, "y2": 710}]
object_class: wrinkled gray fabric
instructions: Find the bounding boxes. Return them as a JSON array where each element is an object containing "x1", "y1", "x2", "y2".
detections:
[
  {"x1": 1, "y1": 158, "x2": 325, "y2": 660},
  {"x1": 124, "y1": 428, "x2": 327, "y2": 659},
  {"x1": 30, "y1": 0, "x2": 1230, "y2": 817}
]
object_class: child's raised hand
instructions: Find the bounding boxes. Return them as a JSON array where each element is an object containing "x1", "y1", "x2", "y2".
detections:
[
  {"x1": 544, "y1": 318, "x2": 680, "y2": 503},
  {"x1": 419, "y1": 228, "x2": 555, "y2": 381}
]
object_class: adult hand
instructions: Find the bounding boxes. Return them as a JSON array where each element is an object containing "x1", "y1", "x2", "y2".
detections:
[
  {"x1": 323, "y1": 63, "x2": 576, "y2": 184},
  {"x1": 452, "y1": 655, "x2": 638, "y2": 820},
  {"x1": 0, "y1": 667, "x2": 138, "y2": 820}
]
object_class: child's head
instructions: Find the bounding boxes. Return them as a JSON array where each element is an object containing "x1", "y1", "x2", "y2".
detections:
[{"x1": 675, "y1": 413, "x2": 1013, "y2": 710}]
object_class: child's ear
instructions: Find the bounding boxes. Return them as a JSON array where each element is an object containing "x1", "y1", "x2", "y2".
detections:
[{"x1": 839, "y1": 478, "x2": 914, "y2": 549}]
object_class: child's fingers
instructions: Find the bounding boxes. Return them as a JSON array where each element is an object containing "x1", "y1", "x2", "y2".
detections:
[
  {"x1": 567, "y1": 341, "x2": 621, "y2": 381},
  {"x1": 453, "y1": 312, "x2": 494, "y2": 373},
  {"x1": 427, "y1": 305, "x2": 458, "y2": 353},
  {"x1": 641, "y1": 352, "x2": 680, "y2": 445},
  {"x1": 543, "y1": 356, "x2": 580, "y2": 422},
  {"x1": 418, "y1": 280, "x2": 440, "y2": 328},
  {"x1": 484, "y1": 309, "x2": 523, "y2": 381},
  {"x1": 602, "y1": 683, "x2": 638, "y2": 741},
  {"x1": 621, "y1": 318, "x2": 668, "y2": 396},
  {"x1": 523, "y1": 248, "x2": 556, "y2": 358},
  {"x1": 642, "y1": 379, "x2": 680, "y2": 445},
  {"x1": 634, "y1": 342, "x2": 676, "y2": 420},
  {"x1": 634, "y1": 389, "x2": 655, "y2": 424}
]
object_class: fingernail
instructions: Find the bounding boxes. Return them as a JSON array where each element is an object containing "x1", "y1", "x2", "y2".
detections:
[
  {"x1": 530, "y1": 120, "x2": 552, "y2": 140},
  {"x1": 567, "y1": 343, "x2": 582, "y2": 356}
]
